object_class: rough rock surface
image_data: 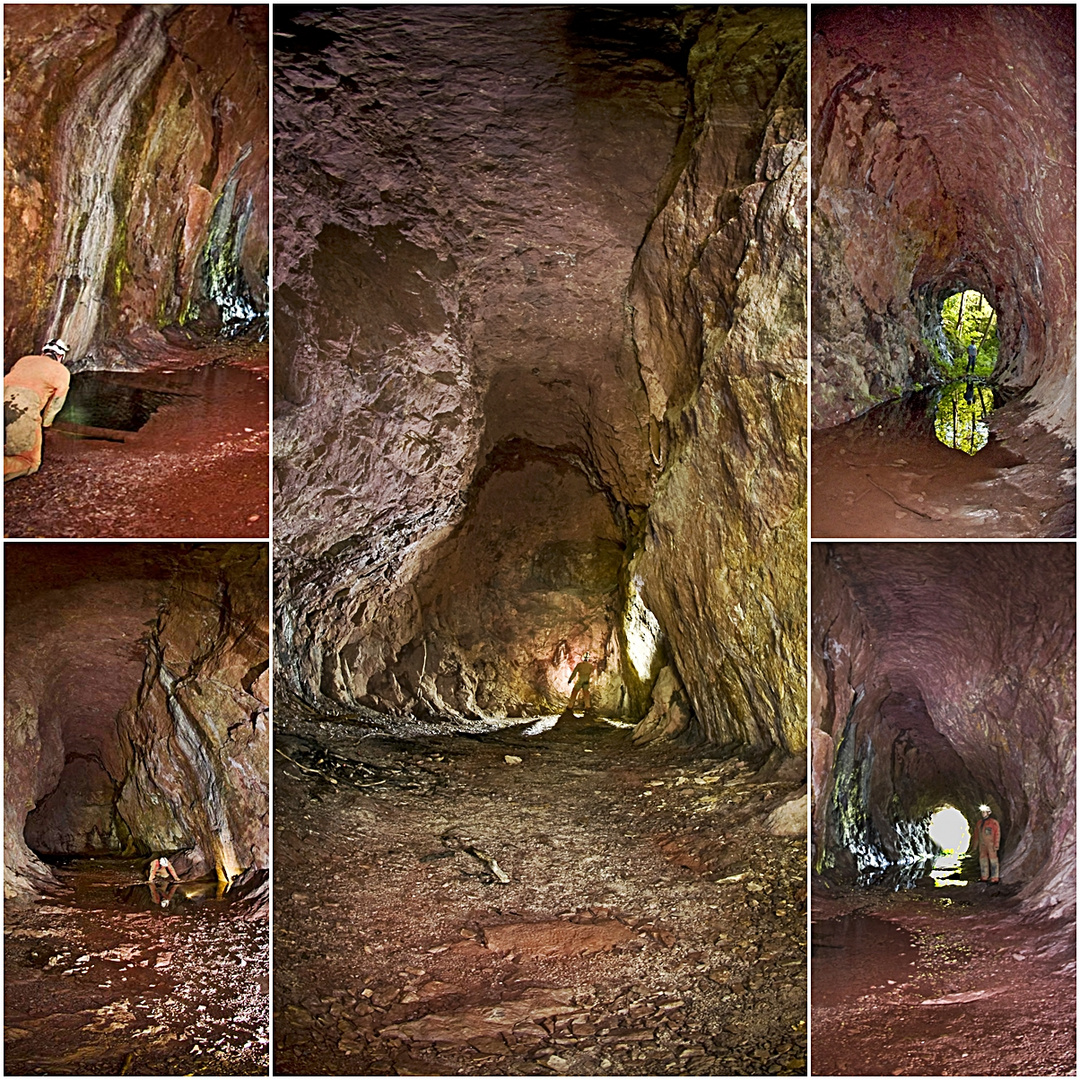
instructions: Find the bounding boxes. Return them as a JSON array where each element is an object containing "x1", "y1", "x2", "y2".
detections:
[
  {"x1": 4, "y1": 544, "x2": 269, "y2": 896},
  {"x1": 4, "y1": 5, "x2": 268, "y2": 363},
  {"x1": 811, "y1": 543, "x2": 1075, "y2": 918},
  {"x1": 811, "y1": 7, "x2": 1075, "y2": 441},
  {"x1": 273, "y1": 6, "x2": 806, "y2": 754},
  {"x1": 274, "y1": 710, "x2": 807, "y2": 1075}
]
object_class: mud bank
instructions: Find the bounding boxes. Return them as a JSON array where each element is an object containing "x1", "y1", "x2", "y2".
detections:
[
  {"x1": 811, "y1": 398, "x2": 1076, "y2": 538},
  {"x1": 4, "y1": 345, "x2": 268, "y2": 538},
  {"x1": 4, "y1": 859, "x2": 268, "y2": 1076},
  {"x1": 274, "y1": 710, "x2": 807, "y2": 1076},
  {"x1": 811, "y1": 883, "x2": 1075, "y2": 1076}
]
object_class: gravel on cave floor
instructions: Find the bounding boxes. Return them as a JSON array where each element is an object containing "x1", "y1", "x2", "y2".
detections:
[
  {"x1": 4, "y1": 863, "x2": 268, "y2": 1076},
  {"x1": 273, "y1": 708, "x2": 807, "y2": 1076},
  {"x1": 811, "y1": 883, "x2": 1076, "y2": 1076}
]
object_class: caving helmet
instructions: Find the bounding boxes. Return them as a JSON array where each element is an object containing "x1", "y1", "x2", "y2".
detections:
[
  {"x1": 978, "y1": 804, "x2": 991, "y2": 815},
  {"x1": 159, "y1": 856, "x2": 170, "y2": 867},
  {"x1": 42, "y1": 338, "x2": 69, "y2": 360}
]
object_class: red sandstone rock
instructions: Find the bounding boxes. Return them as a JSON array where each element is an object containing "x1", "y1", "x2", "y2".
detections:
[
  {"x1": 811, "y1": 7, "x2": 1075, "y2": 441},
  {"x1": 811, "y1": 543, "x2": 1075, "y2": 915},
  {"x1": 4, "y1": 5, "x2": 268, "y2": 363},
  {"x1": 272, "y1": 7, "x2": 807, "y2": 756},
  {"x1": 4, "y1": 544, "x2": 268, "y2": 896}
]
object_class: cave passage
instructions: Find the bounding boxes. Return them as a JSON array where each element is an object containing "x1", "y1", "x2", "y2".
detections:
[
  {"x1": 810, "y1": 5, "x2": 1076, "y2": 539},
  {"x1": 4, "y1": 542, "x2": 270, "y2": 1075},
  {"x1": 810, "y1": 542, "x2": 1076, "y2": 1076},
  {"x1": 272, "y1": 5, "x2": 809, "y2": 1072}
]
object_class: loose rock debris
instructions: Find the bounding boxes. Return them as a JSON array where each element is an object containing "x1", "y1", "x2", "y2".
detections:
[
  {"x1": 274, "y1": 710, "x2": 807, "y2": 1075},
  {"x1": 811, "y1": 885, "x2": 1075, "y2": 1076},
  {"x1": 4, "y1": 862, "x2": 268, "y2": 1075}
]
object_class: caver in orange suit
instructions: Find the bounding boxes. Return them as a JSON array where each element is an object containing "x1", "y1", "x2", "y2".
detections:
[
  {"x1": 4, "y1": 348, "x2": 71, "y2": 481},
  {"x1": 976, "y1": 813, "x2": 1001, "y2": 882}
]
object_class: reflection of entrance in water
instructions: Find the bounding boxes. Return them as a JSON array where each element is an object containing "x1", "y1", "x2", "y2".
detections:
[
  {"x1": 934, "y1": 380, "x2": 996, "y2": 455},
  {"x1": 928, "y1": 805, "x2": 971, "y2": 885}
]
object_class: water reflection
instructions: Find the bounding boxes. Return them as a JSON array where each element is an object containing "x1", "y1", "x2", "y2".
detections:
[
  {"x1": 856, "y1": 853, "x2": 979, "y2": 891},
  {"x1": 933, "y1": 379, "x2": 995, "y2": 455}
]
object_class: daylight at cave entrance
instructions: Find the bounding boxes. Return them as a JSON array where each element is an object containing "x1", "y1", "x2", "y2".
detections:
[
  {"x1": 810, "y1": 4, "x2": 1075, "y2": 538},
  {"x1": 273, "y1": 5, "x2": 808, "y2": 1074},
  {"x1": 811, "y1": 541, "x2": 1075, "y2": 1076}
]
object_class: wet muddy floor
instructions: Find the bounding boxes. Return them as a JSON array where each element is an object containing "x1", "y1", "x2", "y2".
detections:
[
  {"x1": 4, "y1": 858, "x2": 269, "y2": 1075},
  {"x1": 5, "y1": 343, "x2": 268, "y2": 538},
  {"x1": 274, "y1": 709, "x2": 807, "y2": 1075},
  {"x1": 811, "y1": 395, "x2": 1075, "y2": 538},
  {"x1": 811, "y1": 882, "x2": 1075, "y2": 1076}
]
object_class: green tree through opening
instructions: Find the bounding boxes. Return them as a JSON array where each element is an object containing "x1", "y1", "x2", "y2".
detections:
[{"x1": 941, "y1": 289, "x2": 998, "y2": 378}]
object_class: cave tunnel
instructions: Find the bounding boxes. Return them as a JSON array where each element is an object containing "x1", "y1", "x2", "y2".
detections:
[
  {"x1": 811, "y1": 541, "x2": 1075, "y2": 1077},
  {"x1": 810, "y1": 4, "x2": 1076, "y2": 538},
  {"x1": 4, "y1": 542, "x2": 270, "y2": 1075},
  {"x1": 273, "y1": 5, "x2": 808, "y2": 1074},
  {"x1": 5, "y1": 542, "x2": 270, "y2": 892},
  {"x1": 3, "y1": 5, "x2": 270, "y2": 539}
]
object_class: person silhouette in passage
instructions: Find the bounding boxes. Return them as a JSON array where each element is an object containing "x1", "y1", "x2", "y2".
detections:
[
  {"x1": 975, "y1": 804, "x2": 1001, "y2": 883},
  {"x1": 567, "y1": 652, "x2": 595, "y2": 713},
  {"x1": 966, "y1": 342, "x2": 977, "y2": 374}
]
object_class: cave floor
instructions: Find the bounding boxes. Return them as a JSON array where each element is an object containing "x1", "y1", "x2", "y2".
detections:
[
  {"x1": 811, "y1": 884, "x2": 1076, "y2": 1076},
  {"x1": 3, "y1": 860, "x2": 269, "y2": 1075},
  {"x1": 4, "y1": 343, "x2": 268, "y2": 539},
  {"x1": 811, "y1": 398, "x2": 1076, "y2": 538},
  {"x1": 273, "y1": 711, "x2": 807, "y2": 1076}
]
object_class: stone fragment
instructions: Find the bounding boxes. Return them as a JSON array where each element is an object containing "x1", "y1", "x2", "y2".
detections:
[
  {"x1": 765, "y1": 793, "x2": 808, "y2": 836},
  {"x1": 378, "y1": 988, "x2": 577, "y2": 1044},
  {"x1": 482, "y1": 918, "x2": 639, "y2": 959}
]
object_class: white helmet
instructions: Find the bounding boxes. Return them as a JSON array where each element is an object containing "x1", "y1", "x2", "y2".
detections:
[{"x1": 42, "y1": 338, "x2": 69, "y2": 360}]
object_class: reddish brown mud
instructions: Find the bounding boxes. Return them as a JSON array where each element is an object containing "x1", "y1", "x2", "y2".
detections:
[
  {"x1": 4, "y1": 859, "x2": 269, "y2": 1076},
  {"x1": 273, "y1": 710, "x2": 807, "y2": 1076},
  {"x1": 811, "y1": 397, "x2": 1075, "y2": 538},
  {"x1": 811, "y1": 884, "x2": 1075, "y2": 1076},
  {"x1": 4, "y1": 345, "x2": 268, "y2": 539}
]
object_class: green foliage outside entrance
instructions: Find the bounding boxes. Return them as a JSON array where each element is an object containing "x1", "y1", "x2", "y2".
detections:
[{"x1": 940, "y1": 290, "x2": 998, "y2": 378}]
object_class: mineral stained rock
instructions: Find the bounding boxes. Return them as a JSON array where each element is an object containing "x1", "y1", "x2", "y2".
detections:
[
  {"x1": 811, "y1": 6, "x2": 1075, "y2": 441},
  {"x1": 4, "y1": 544, "x2": 269, "y2": 897},
  {"x1": 811, "y1": 543, "x2": 1076, "y2": 917},
  {"x1": 274, "y1": 6, "x2": 807, "y2": 755},
  {"x1": 4, "y1": 4, "x2": 269, "y2": 363}
]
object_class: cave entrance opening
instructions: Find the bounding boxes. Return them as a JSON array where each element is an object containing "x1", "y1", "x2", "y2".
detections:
[
  {"x1": 929, "y1": 289, "x2": 1000, "y2": 456},
  {"x1": 927, "y1": 804, "x2": 972, "y2": 887}
]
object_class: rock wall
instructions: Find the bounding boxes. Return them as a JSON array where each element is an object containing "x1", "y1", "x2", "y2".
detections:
[
  {"x1": 811, "y1": 6, "x2": 1075, "y2": 440},
  {"x1": 628, "y1": 7, "x2": 807, "y2": 753},
  {"x1": 812, "y1": 544, "x2": 1075, "y2": 916},
  {"x1": 4, "y1": 4, "x2": 269, "y2": 365},
  {"x1": 273, "y1": 7, "x2": 807, "y2": 755},
  {"x1": 4, "y1": 544, "x2": 269, "y2": 897}
]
